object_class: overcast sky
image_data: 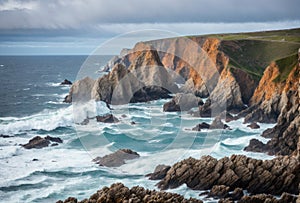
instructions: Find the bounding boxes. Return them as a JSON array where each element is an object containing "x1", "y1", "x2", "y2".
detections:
[{"x1": 0, "y1": 0, "x2": 299, "y2": 55}]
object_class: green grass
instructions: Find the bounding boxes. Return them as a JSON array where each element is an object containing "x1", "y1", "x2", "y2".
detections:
[{"x1": 273, "y1": 53, "x2": 298, "y2": 83}]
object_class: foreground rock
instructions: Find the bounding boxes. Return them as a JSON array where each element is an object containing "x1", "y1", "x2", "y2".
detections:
[
  {"x1": 163, "y1": 93, "x2": 203, "y2": 112},
  {"x1": 156, "y1": 155, "x2": 300, "y2": 196},
  {"x1": 60, "y1": 79, "x2": 72, "y2": 85},
  {"x1": 22, "y1": 136, "x2": 63, "y2": 149},
  {"x1": 93, "y1": 149, "x2": 140, "y2": 167},
  {"x1": 146, "y1": 164, "x2": 171, "y2": 180},
  {"x1": 57, "y1": 183, "x2": 203, "y2": 203},
  {"x1": 96, "y1": 114, "x2": 119, "y2": 123}
]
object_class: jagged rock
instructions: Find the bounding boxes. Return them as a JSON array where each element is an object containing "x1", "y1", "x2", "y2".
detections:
[
  {"x1": 156, "y1": 155, "x2": 300, "y2": 195},
  {"x1": 22, "y1": 136, "x2": 63, "y2": 149},
  {"x1": 245, "y1": 65, "x2": 300, "y2": 156},
  {"x1": 244, "y1": 139, "x2": 266, "y2": 153},
  {"x1": 60, "y1": 79, "x2": 72, "y2": 85},
  {"x1": 64, "y1": 77, "x2": 95, "y2": 103},
  {"x1": 247, "y1": 122, "x2": 260, "y2": 129},
  {"x1": 238, "y1": 194, "x2": 277, "y2": 203},
  {"x1": 163, "y1": 93, "x2": 203, "y2": 112},
  {"x1": 192, "y1": 122, "x2": 210, "y2": 131},
  {"x1": 96, "y1": 114, "x2": 119, "y2": 123},
  {"x1": 58, "y1": 183, "x2": 203, "y2": 203},
  {"x1": 91, "y1": 47, "x2": 178, "y2": 105},
  {"x1": 93, "y1": 149, "x2": 140, "y2": 167},
  {"x1": 208, "y1": 185, "x2": 230, "y2": 199},
  {"x1": 231, "y1": 187, "x2": 244, "y2": 200},
  {"x1": 146, "y1": 164, "x2": 171, "y2": 180}
]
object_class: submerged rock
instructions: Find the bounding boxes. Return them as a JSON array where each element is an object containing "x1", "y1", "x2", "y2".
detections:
[
  {"x1": 22, "y1": 136, "x2": 63, "y2": 149},
  {"x1": 93, "y1": 149, "x2": 140, "y2": 167},
  {"x1": 96, "y1": 114, "x2": 119, "y2": 123},
  {"x1": 57, "y1": 183, "x2": 203, "y2": 203}
]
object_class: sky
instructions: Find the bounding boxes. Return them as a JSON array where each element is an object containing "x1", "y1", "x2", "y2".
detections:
[{"x1": 0, "y1": 0, "x2": 299, "y2": 55}]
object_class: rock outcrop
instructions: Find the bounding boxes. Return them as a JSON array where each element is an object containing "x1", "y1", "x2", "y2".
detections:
[
  {"x1": 57, "y1": 183, "x2": 203, "y2": 203},
  {"x1": 22, "y1": 136, "x2": 63, "y2": 149},
  {"x1": 93, "y1": 149, "x2": 140, "y2": 167},
  {"x1": 156, "y1": 155, "x2": 300, "y2": 196},
  {"x1": 91, "y1": 47, "x2": 177, "y2": 104},
  {"x1": 192, "y1": 117, "x2": 230, "y2": 131},
  {"x1": 146, "y1": 164, "x2": 171, "y2": 180},
  {"x1": 60, "y1": 79, "x2": 72, "y2": 85},
  {"x1": 245, "y1": 64, "x2": 300, "y2": 156},
  {"x1": 64, "y1": 77, "x2": 95, "y2": 103},
  {"x1": 163, "y1": 93, "x2": 203, "y2": 112},
  {"x1": 96, "y1": 114, "x2": 119, "y2": 123}
]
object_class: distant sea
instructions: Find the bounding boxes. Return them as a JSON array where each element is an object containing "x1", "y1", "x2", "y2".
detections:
[{"x1": 0, "y1": 55, "x2": 275, "y2": 202}]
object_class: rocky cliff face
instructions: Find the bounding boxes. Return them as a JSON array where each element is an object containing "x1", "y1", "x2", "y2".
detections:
[{"x1": 245, "y1": 64, "x2": 300, "y2": 156}]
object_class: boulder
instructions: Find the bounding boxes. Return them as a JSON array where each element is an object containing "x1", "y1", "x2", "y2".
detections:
[
  {"x1": 192, "y1": 122, "x2": 210, "y2": 131},
  {"x1": 58, "y1": 183, "x2": 203, "y2": 203},
  {"x1": 146, "y1": 164, "x2": 171, "y2": 180},
  {"x1": 208, "y1": 185, "x2": 230, "y2": 199},
  {"x1": 96, "y1": 114, "x2": 119, "y2": 123},
  {"x1": 247, "y1": 122, "x2": 260, "y2": 129},
  {"x1": 163, "y1": 93, "x2": 203, "y2": 112},
  {"x1": 60, "y1": 79, "x2": 72, "y2": 85},
  {"x1": 93, "y1": 149, "x2": 140, "y2": 167},
  {"x1": 22, "y1": 136, "x2": 63, "y2": 149}
]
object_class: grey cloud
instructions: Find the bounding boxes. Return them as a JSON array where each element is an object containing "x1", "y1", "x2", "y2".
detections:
[{"x1": 0, "y1": 0, "x2": 299, "y2": 30}]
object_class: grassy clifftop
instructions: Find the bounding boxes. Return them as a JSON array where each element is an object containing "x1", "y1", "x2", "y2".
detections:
[{"x1": 201, "y1": 28, "x2": 300, "y2": 81}]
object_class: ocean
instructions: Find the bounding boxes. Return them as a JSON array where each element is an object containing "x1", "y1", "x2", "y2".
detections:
[{"x1": 0, "y1": 55, "x2": 275, "y2": 202}]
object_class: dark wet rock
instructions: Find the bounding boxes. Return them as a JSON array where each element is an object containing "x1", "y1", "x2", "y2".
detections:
[
  {"x1": 231, "y1": 187, "x2": 244, "y2": 200},
  {"x1": 32, "y1": 158, "x2": 39, "y2": 161},
  {"x1": 238, "y1": 194, "x2": 277, "y2": 203},
  {"x1": 96, "y1": 114, "x2": 119, "y2": 123},
  {"x1": 22, "y1": 136, "x2": 63, "y2": 149},
  {"x1": 247, "y1": 122, "x2": 260, "y2": 129},
  {"x1": 163, "y1": 100, "x2": 181, "y2": 112},
  {"x1": 163, "y1": 93, "x2": 203, "y2": 112},
  {"x1": 146, "y1": 164, "x2": 171, "y2": 180},
  {"x1": 58, "y1": 183, "x2": 203, "y2": 203},
  {"x1": 60, "y1": 79, "x2": 72, "y2": 85},
  {"x1": 51, "y1": 143, "x2": 59, "y2": 147},
  {"x1": 0, "y1": 134, "x2": 13, "y2": 138},
  {"x1": 208, "y1": 185, "x2": 230, "y2": 199},
  {"x1": 218, "y1": 111, "x2": 236, "y2": 122},
  {"x1": 22, "y1": 136, "x2": 50, "y2": 149},
  {"x1": 244, "y1": 139, "x2": 266, "y2": 153},
  {"x1": 129, "y1": 86, "x2": 172, "y2": 103},
  {"x1": 45, "y1": 136, "x2": 63, "y2": 143},
  {"x1": 130, "y1": 121, "x2": 136, "y2": 125},
  {"x1": 192, "y1": 122, "x2": 210, "y2": 131},
  {"x1": 93, "y1": 149, "x2": 140, "y2": 167},
  {"x1": 157, "y1": 155, "x2": 300, "y2": 196},
  {"x1": 211, "y1": 117, "x2": 230, "y2": 129}
]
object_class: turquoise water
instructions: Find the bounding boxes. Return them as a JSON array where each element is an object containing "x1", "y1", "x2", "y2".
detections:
[{"x1": 0, "y1": 56, "x2": 275, "y2": 202}]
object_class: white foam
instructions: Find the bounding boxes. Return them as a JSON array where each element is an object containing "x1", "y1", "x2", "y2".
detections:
[{"x1": 0, "y1": 106, "x2": 74, "y2": 134}]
